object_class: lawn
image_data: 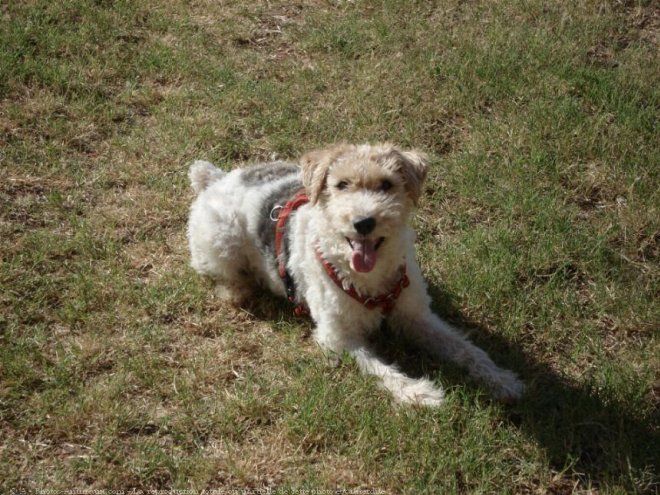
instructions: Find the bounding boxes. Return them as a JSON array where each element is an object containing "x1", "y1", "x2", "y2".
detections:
[{"x1": 1, "y1": 0, "x2": 658, "y2": 493}]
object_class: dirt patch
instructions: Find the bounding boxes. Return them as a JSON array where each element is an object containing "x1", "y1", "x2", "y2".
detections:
[
  {"x1": 0, "y1": 175, "x2": 78, "y2": 233},
  {"x1": 589, "y1": 3, "x2": 659, "y2": 67},
  {"x1": 422, "y1": 111, "x2": 470, "y2": 156},
  {"x1": 621, "y1": 2, "x2": 659, "y2": 47},
  {"x1": 228, "y1": 3, "x2": 316, "y2": 68}
]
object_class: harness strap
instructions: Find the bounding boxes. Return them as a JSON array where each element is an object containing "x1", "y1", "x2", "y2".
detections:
[
  {"x1": 273, "y1": 190, "x2": 310, "y2": 313},
  {"x1": 272, "y1": 190, "x2": 410, "y2": 316},
  {"x1": 316, "y1": 246, "x2": 409, "y2": 315}
]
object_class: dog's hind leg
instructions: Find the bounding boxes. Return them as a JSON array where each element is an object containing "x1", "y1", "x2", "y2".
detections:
[{"x1": 188, "y1": 206, "x2": 253, "y2": 306}]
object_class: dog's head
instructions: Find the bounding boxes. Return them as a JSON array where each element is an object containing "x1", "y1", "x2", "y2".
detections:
[{"x1": 301, "y1": 143, "x2": 428, "y2": 274}]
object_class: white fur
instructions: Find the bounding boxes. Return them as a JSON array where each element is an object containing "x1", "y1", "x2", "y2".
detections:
[{"x1": 187, "y1": 145, "x2": 524, "y2": 406}]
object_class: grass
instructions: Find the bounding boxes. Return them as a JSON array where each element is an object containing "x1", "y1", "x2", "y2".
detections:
[{"x1": 1, "y1": 0, "x2": 658, "y2": 492}]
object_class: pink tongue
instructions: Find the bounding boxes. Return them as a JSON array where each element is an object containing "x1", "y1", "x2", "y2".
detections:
[{"x1": 351, "y1": 239, "x2": 378, "y2": 273}]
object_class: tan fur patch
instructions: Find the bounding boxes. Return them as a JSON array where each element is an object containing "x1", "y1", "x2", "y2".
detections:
[
  {"x1": 300, "y1": 144, "x2": 352, "y2": 204},
  {"x1": 301, "y1": 143, "x2": 427, "y2": 206}
]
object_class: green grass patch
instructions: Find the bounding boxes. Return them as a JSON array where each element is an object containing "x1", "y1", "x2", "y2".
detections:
[{"x1": 1, "y1": 0, "x2": 658, "y2": 493}]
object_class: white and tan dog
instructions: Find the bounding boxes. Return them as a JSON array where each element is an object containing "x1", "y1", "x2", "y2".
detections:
[{"x1": 187, "y1": 143, "x2": 523, "y2": 406}]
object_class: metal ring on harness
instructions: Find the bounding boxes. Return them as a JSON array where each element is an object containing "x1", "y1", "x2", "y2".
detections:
[{"x1": 270, "y1": 205, "x2": 283, "y2": 222}]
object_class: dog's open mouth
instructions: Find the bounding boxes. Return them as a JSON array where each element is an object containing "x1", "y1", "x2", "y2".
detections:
[{"x1": 346, "y1": 237, "x2": 385, "y2": 273}]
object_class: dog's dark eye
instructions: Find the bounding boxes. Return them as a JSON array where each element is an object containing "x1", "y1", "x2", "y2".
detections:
[
  {"x1": 380, "y1": 180, "x2": 393, "y2": 192},
  {"x1": 336, "y1": 180, "x2": 349, "y2": 191}
]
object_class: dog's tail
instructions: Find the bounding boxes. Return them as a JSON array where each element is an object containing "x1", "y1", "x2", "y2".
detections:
[{"x1": 189, "y1": 160, "x2": 226, "y2": 194}]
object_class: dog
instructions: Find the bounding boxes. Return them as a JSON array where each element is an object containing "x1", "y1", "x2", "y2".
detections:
[{"x1": 187, "y1": 143, "x2": 523, "y2": 406}]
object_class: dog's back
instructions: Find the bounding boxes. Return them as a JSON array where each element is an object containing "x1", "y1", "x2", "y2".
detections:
[{"x1": 187, "y1": 160, "x2": 304, "y2": 304}]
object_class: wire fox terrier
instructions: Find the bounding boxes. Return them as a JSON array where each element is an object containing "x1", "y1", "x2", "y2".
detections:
[{"x1": 187, "y1": 143, "x2": 523, "y2": 406}]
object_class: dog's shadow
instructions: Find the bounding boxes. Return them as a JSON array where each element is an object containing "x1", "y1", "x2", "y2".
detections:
[
  {"x1": 246, "y1": 286, "x2": 658, "y2": 490},
  {"x1": 389, "y1": 282, "x2": 658, "y2": 490}
]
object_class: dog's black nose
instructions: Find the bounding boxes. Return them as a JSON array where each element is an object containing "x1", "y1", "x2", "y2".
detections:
[{"x1": 353, "y1": 216, "x2": 376, "y2": 235}]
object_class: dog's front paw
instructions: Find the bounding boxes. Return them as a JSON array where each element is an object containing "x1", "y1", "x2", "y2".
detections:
[
  {"x1": 395, "y1": 378, "x2": 445, "y2": 407},
  {"x1": 489, "y1": 369, "x2": 524, "y2": 402}
]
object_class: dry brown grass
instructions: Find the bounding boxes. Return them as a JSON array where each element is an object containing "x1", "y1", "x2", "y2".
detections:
[{"x1": 1, "y1": 0, "x2": 658, "y2": 493}]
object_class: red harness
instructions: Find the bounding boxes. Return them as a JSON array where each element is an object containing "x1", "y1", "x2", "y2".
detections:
[
  {"x1": 273, "y1": 191, "x2": 409, "y2": 316},
  {"x1": 316, "y1": 248, "x2": 409, "y2": 315},
  {"x1": 274, "y1": 190, "x2": 310, "y2": 280},
  {"x1": 274, "y1": 190, "x2": 310, "y2": 316}
]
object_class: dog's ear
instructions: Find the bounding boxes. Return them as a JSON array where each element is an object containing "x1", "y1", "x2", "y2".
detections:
[
  {"x1": 300, "y1": 144, "x2": 348, "y2": 204},
  {"x1": 394, "y1": 149, "x2": 428, "y2": 206}
]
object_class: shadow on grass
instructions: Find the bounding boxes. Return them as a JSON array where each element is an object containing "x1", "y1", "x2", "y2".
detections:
[
  {"x1": 241, "y1": 283, "x2": 658, "y2": 491},
  {"x1": 372, "y1": 282, "x2": 658, "y2": 492}
]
